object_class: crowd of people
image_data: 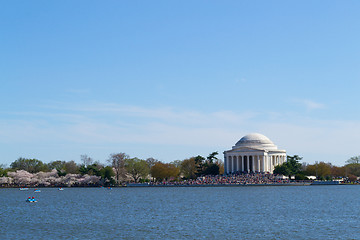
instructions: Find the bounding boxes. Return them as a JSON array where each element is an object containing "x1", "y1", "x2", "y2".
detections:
[{"x1": 150, "y1": 172, "x2": 291, "y2": 186}]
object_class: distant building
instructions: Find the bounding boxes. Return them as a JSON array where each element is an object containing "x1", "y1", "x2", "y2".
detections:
[{"x1": 223, "y1": 133, "x2": 286, "y2": 174}]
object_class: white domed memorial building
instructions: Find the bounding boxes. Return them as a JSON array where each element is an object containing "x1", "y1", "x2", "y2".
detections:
[{"x1": 223, "y1": 133, "x2": 286, "y2": 174}]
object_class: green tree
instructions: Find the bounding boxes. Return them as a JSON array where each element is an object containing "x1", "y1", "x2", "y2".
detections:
[
  {"x1": 79, "y1": 163, "x2": 102, "y2": 176},
  {"x1": 180, "y1": 157, "x2": 197, "y2": 179},
  {"x1": 47, "y1": 160, "x2": 66, "y2": 171},
  {"x1": 150, "y1": 162, "x2": 180, "y2": 181},
  {"x1": 194, "y1": 155, "x2": 205, "y2": 176},
  {"x1": 206, "y1": 152, "x2": 219, "y2": 164},
  {"x1": 0, "y1": 164, "x2": 8, "y2": 177},
  {"x1": 345, "y1": 156, "x2": 360, "y2": 177},
  {"x1": 286, "y1": 155, "x2": 302, "y2": 176},
  {"x1": 317, "y1": 162, "x2": 332, "y2": 178},
  {"x1": 304, "y1": 164, "x2": 316, "y2": 176},
  {"x1": 345, "y1": 163, "x2": 360, "y2": 177},
  {"x1": 124, "y1": 158, "x2": 150, "y2": 182},
  {"x1": 192, "y1": 152, "x2": 222, "y2": 176},
  {"x1": 108, "y1": 153, "x2": 128, "y2": 184},
  {"x1": 79, "y1": 165, "x2": 87, "y2": 175},
  {"x1": 201, "y1": 152, "x2": 220, "y2": 176},
  {"x1": 330, "y1": 165, "x2": 345, "y2": 178},
  {"x1": 100, "y1": 166, "x2": 115, "y2": 185},
  {"x1": 203, "y1": 163, "x2": 220, "y2": 175},
  {"x1": 10, "y1": 157, "x2": 48, "y2": 173},
  {"x1": 346, "y1": 156, "x2": 360, "y2": 164},
  {"x1": 273, "y1": 164, "x2": 290, "y2": 176},
  {"x1": 63, "y1": 160, "x2": 80, "y2": 174},
  {"x1": 304, "y1": 162, "x2": 332, "y2": 179},
  {"x1": 88, "y1": 163, "x2": 103, "y2": 175},
  {"x1": 272, "y1": 155, "x2": 302, "y2": 178},
  {"x1": 215, "y1": 159, "x2": 225, "y2": 175}
]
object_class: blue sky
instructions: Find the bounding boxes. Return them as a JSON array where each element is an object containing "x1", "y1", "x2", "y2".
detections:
[{"x1": 1, "y1": 1, "x2": 360, "y2": 166}]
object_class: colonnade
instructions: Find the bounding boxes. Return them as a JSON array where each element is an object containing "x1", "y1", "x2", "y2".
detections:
[{"x1": 224, "y1": 154, "x2": 286, "y2": 174}]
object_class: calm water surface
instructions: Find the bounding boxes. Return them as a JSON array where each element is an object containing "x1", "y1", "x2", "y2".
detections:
[{"x1": 0, "y1": 186, "x2": 359, "y2": 239}]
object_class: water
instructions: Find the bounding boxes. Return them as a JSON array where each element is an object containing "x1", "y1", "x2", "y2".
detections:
[{"x1": 1, "y1": 186, "x2": 359, "y2": 239}]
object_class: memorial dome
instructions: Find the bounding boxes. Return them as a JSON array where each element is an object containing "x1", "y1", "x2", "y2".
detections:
[
  {"x1": 224, "y1": 133, "x2": 286, "y2": 174},
  {"x1": 234, "y1": 133, "x2": 278, "y2": 150}
]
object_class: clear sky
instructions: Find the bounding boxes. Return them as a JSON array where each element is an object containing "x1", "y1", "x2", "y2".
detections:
[{"x1": 1, "y1": 1, "x2": 359, "y2": 166}]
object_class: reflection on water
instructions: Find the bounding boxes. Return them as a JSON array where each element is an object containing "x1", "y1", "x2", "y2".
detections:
[{"x1": 0, "y1": 186, "x2": 359, "y2": 239}]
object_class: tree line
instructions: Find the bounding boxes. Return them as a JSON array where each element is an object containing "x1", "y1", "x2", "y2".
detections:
[
  {"x1": 0, "y1": 152, "x2": 224, "y2": 187},
  {"x1": 2, "y1": 153, "x2": 359, "y2": 187},
  {"x1": 274, "y1": 155, "x2": 360, "y2": 181}
]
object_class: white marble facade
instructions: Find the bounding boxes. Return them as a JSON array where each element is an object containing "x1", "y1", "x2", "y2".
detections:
[{"x1": 223, "y1": 133, "x2": 286, "y2": 174}]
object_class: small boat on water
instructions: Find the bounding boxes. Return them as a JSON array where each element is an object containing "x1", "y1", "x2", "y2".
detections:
[
  {"x1": 26, "y1": 197, "x2": 37, "y2": 203},
  {"x1": 20, "y1": 188, "x2": 29, "y2": 191},
  {"x1": 34, "y1": 189, "x2": 41, "y2": 193},
  {"x1": 58, "y1": 188, "x2": 64, "y2": 191}
]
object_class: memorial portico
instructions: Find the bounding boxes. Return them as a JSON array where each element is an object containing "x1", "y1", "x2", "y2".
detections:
[{"x1": 223, "y1": 133, "x2": 286, "y2": 174}]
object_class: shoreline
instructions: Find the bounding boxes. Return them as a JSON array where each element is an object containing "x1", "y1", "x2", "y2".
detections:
[
  {"x1": 126, "y1": 181, "x2": 352, "y2": 187},
  {"x1": 130, "y1": 183, "x2": 311, "y2": 187},
  {"x1": 2, "y1": 181, "x2": 357, "y2": 189}
]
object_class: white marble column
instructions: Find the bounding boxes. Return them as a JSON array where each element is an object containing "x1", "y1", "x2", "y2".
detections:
[
  {"x1": 231, "y1": 156, "x2": 234, "y2": 173},
  {"x1": 234, "y1": 156, "x2": 236, "y2": 172},
  {"x1": 253, "y1": 156, "x2": 256, "y2": 172},
  {"x1": 224, "y1": 154, "x2": 228, "y2": 174},
  {"x1": 235, "y1": 156, "x2": 238, "y2": 172},
  {"x1": 241, "y1": 156, "x2": 245, "y2": 172},
  {"x1": 239, "y1": 156, "x2": 242, "y2": 172},
  {"x1": 250, "y1": 156, "x2": 252, "y2": 172},
  {"x1": 265, "y1": 156, "x2": 269, "y2": 172},
  {"x1": 263, "y1": 155, "x2": 266, "y2": 172},
  {"x1": 225, "y1": 156, "x2": 228, "y2": 174},
  {"x1": 252, "y1": 156, "x2": 255, "y2": 172},
  {"x1": 228, "y1": 156, "x2": 232, "y2": 173},
  {"x1": 247, "y1": 156, "x2": 250, "y2": 172},
  {"x1": 253, "y1": 156, "x2": 255, "y2": 172},
  {"x1": 235, "y1": 156, "x2": 237, "y2": 172},
  {"x1": 264, "y1": 155, "x2": 267, "y2": 172},
  {"x1": 236, "y1": 156, "x2": 238, "y2": 172}
]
